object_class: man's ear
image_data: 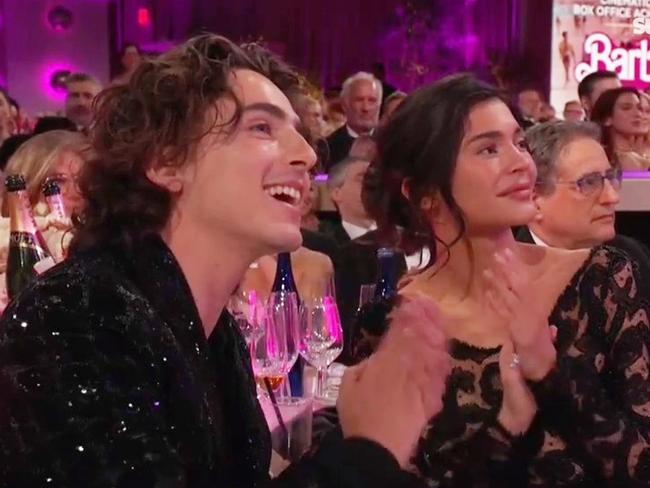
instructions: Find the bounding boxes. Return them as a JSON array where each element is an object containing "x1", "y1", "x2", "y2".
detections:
[
  {"x1": 329, "y1": 186, "x2": 342, "y2": 206},
  {"x1": 146, "y1": 164, "x2": 184, "y2": 194}
]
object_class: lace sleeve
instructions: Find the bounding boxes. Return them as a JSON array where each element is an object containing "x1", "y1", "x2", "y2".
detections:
[{"x1": 530, "y1": 247, "x2": 650, "y2": 485}]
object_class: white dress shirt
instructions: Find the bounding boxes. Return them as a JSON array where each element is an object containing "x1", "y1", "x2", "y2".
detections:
[
  {"x1": 341, "y1": 220, "x2": 377, "y2": 241},
  {"x1": 405, "y1": 248, "x2": 431, "y2": 271},
  {"x1": 346, "y1": 126, "x2": 375, "y2": 139}
]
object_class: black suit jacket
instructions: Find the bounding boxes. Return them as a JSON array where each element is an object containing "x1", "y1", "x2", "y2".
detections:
[
  {"x1": 515, "y1": 226, "x2": 650, "y2": 298},
  {"x1": 324, "y1": 125, "x2": 355, "y2": 170},
  {"x1": 319, "y1": 218, "x2": 352, "y2": 247},
  {"x1": 335, "y1": 230, "x2": 407, "y2": 364}
]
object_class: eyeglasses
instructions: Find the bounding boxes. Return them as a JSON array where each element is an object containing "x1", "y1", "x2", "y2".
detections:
[{"x1": 554, "y1": 168, "x2": 623, "y2": 196}]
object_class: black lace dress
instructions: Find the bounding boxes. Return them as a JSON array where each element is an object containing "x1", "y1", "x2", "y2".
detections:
[
  {"x1": 0, "y1": 236, "x2": 422, "y2": 488},
  {"x1": 354, "y1": 245, "x2": 650, "y2": 487}
]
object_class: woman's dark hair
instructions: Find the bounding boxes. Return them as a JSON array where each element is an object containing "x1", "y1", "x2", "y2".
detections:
[
  {"x1": 590, "y1": 87, "x2": 640, "y2": 160},
  {"x1": 363, "y1": 73, "x2": 511, "y2": 266},
  {"x1": 70, "y1": 34, "x2": 302, "y2": 253},
  {"x1": 0, "y1": 134, "x2": 31, "y2": 171}
]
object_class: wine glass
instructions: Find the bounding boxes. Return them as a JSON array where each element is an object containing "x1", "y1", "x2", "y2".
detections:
[
  {"x1": 250, "y1": 302, "x2": 288, "y2": 397},
  {"x1": 267, "y1": 291, "x2": 300, "y2": 398},
  {"x1": 299, "y1": 296, "x2": 343, "y2": 399},
  {"x1": 358, "y1": 284, "x2": 377, "y2": 309},
  {"x1": 228, "y1": 289, "x2": 263, "y2": 348}
]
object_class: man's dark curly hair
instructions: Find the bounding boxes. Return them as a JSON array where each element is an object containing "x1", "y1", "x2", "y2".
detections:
[{"x1": 70, "y1": 34, "x2": 303, "y2": 253}]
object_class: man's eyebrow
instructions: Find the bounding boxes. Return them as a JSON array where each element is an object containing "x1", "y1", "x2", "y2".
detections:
[
  {"x1": 242, "y1": 101, "x2": 306, "y2": 133},
  {"x1": 241, "y1": 102, "x2": 288, "y2": 120}
]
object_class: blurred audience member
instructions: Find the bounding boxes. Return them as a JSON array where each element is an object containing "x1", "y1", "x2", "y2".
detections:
[
  {"x1": 517, "y1": 88, "x2": 543, "y2": 127},
  {"x1": 3, "y1": 130, "x2": 91, "y2": 220},
  {"x1": 640, "y1": 91, "x2": 650, "y2": 118},
  {"x1": 371, "y1": 61, "x2": 396, "y2": 104},
  {"x1": 33, "y1": 116, "x2": 77, "y2": 135},
  {"x1": 7, "y1": 96, "x2": 32, "y2": 134},
  {"x1": 320, "y1": 157, "x2": 375, "y2": 245},
  {"x1": 348, "y1": 134, "x2": 377, "y2": 162},
  {"x1": 0, "y1": 90, "x2": 13, "y2": 144},
  {"x1": 293, "y1": 93, "x2": 328, "y2": 169},
  {"x1": 578, "y1": 70, "x2": 620, "y2": 119},
  {"x1": 323, "y1": 88, "x2": 346, "y2": 135},
  {"x1": 538, "y1": 102, "x2": 559, "y2": 122},
  {"x1": 294, "y1": 94, "x2": 325, "y2": 140},
  {"x1": 65, "y1": 73, "x2": 102, "y2": 132},
  {"x1": 112, "y1": 43, "x2": 143, "y2": 86},
  {"x1": 0, "y1": 131, "x2": 92, "y2": 309},
  {"x1": 300, "y1": 181, "x2": 321, "y2": 232},
  {"x1": 563, "y1": 100, "x2": 584, "y2": 121},
  {"x1": 591, "y1": 87, "x2": 650, "y2": 170},
  {"x1": 380, "y1": 90, "x2": 407, "y2": 125},
  {"x1": 325, "y1": 73, "x2": 381, "y2": 169}
]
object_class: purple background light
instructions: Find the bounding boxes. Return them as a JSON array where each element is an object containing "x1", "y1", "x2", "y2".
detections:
[
  {"x1": 0, "y1": 0, "x2": 555, "y2": 114},
  {"x1": 3, "y1": 0, "x2": 110, "y2": 115},
  {"x1": 41, "y1": 62, "x2": 77, "y2": 102},
  {"x1": 623, "y1": 171, "x2": 650, "y2": 179}
]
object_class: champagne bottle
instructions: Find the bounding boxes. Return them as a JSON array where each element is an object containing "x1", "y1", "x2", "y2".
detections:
[
  {"x1": 271, "y1": 252, "x2": 302, "y2": 396},
  {"x1": 42, "y1": 180, "x2": 67, "y2": 220},
  {"x1": 5, "y1": 175, "x2": 55, "y2": 299}
]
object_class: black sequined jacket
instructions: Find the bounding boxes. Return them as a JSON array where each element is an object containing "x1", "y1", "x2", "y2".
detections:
[{"x1": 0, "y1": 236, "x2": 422, "y2": 488}]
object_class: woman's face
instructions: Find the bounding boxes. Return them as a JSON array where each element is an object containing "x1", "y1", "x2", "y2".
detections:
[
  {"x1": 440, "y1": 99, "x2": 537, "y2": 236},
  {"x1": 0, "y1": 94, "x2": 12, "y2": 128},
  {"x1": 608, "y1": 92, "x2": 647, "y2": 136},
  {"x1": 47, "y1": 150, "x2": 85, "y2": 214}
]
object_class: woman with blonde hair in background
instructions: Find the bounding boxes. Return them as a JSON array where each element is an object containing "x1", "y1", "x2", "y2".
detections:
[{"x1": 0, "y1": 130, "x2": 91, "y2": 310}]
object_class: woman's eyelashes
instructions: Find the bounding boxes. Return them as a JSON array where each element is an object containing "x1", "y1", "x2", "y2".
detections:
[
  {"x1": 478, "y1": 144, "x2": 498, "y2": 156},
  {"x1": 477, "y1": 139, "x2": 529, "y2": 157}
]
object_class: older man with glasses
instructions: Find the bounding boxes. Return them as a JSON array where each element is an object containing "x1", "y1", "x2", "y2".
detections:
[{"x1": 519, "y1": 121, "x2": 650, "y2": 292}]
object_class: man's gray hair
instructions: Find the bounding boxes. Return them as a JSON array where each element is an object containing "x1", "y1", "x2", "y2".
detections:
[
  {"x1": 340, "y1": 72, "x2": 382, "y2": 102},
  {"x1": 526, "y1": 121, "x2": 602, "y2": 194},
  {"x1": 327, "y1": 156, "x2": 368, "y2": 190},
  {"x1": 66, "y1": 72, "x2": 102, "y2": 89}
]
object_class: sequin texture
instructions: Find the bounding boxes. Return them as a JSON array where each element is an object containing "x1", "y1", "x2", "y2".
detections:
[{"x1": 0, "y1": 235, "x2": 422, "y2": 488}]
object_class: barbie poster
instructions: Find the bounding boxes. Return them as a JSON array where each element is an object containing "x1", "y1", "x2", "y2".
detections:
[{"x1": 551, "y1": 0, "x2": 650, "y2": 109}]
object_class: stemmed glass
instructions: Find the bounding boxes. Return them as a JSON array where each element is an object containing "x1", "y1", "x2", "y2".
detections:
[
  {"x1": 358, "y1": 284, "x2": 377, "y2": 309},
  {"x1": 266, "y1": 291, "x2": 300, "y2": 398},
  {"x1": 299, "y1": 296, "x2": 343, "y2": 399},
  {"x1": 228, "y1": 289, "x2": 264, "y2": 348},
  {"x1": 250, "y1": 301, "x2": 288, "y2": 397}
]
